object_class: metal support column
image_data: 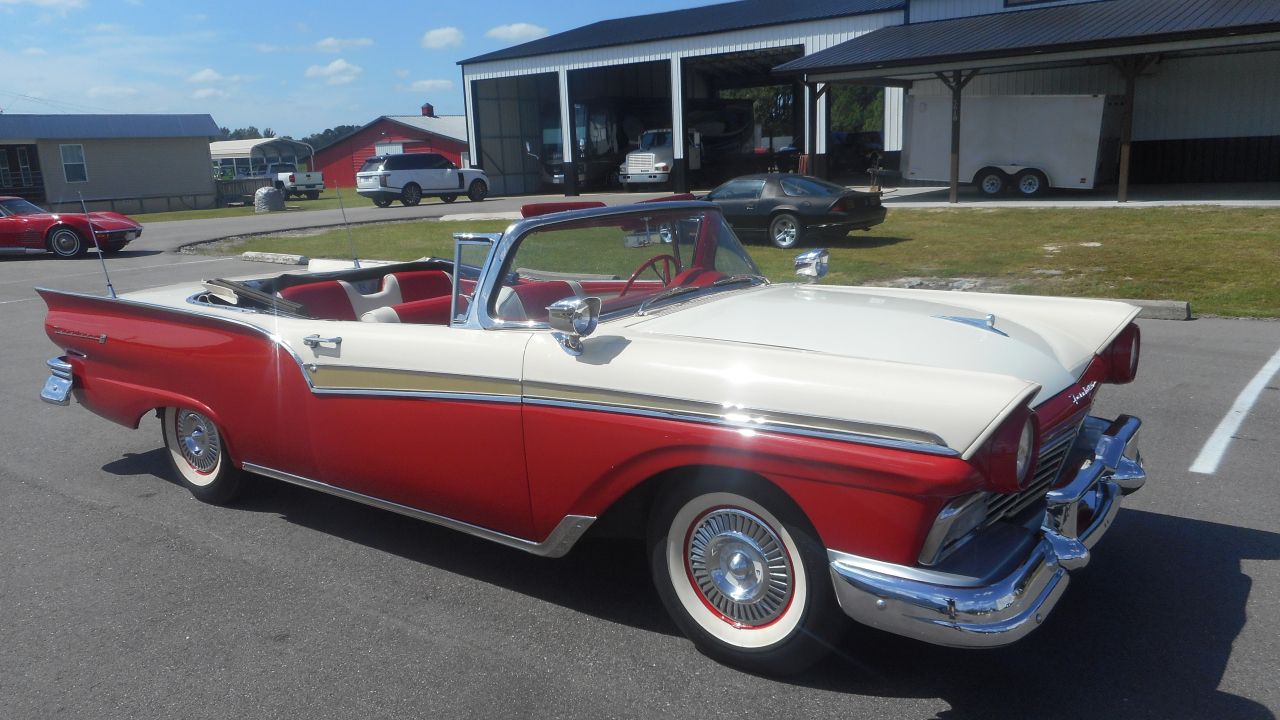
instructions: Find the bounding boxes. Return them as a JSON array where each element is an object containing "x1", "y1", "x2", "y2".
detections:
[
  {"x1": 670, "y1": 55, "x2": 688, "y2": 193},
  {"x1": 558, "y1": 69, "x2": 578, "y2": 197},
  {"x1": 805, "y1": 82, "x2": 830, "y2": 178},
  {"x1": 1113, "y1": 54, "x2": 1155, "y2": 203},
  {"x1": 937, "y1": 70, "x2": 978, "y2": 204}
]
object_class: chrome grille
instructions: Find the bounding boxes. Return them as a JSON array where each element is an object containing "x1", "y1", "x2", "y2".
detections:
[
  {"x1": 626, "y1": 153, "x2": 656, "y2": 173},
  {"x1": 984, "y1": 419, "x2": 1084, "y2": 524}
]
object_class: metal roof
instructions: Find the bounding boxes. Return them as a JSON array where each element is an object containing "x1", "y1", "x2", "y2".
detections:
[
  {"x1": 0, "y1": 114, "x2": 220, "y2": 140},
  {"x1": 209, "y1": 138, "x2": 315, "y2": 160},
  {"x1": 385, "y1": 115, "x2": 468, "y2": 143},
  {"x1": 459, "y1": 0, "x2": 905, "y2": 66},
  {"x1": 776, "y1": 0, "x2": 1280, "y2": 75}
]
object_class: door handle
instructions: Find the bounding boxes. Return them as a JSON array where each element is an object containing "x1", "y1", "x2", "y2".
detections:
[
  {"x1": 303, "y1": 334, "x2": 342, "y2": 348},
  {"x1": 746, "y1": 204, "x2": 755, "y2": 211}
]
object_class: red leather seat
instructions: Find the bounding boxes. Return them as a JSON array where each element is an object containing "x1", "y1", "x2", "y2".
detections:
[{"x1": 279, "y1": 281, "x2": 356, "y2": 320}]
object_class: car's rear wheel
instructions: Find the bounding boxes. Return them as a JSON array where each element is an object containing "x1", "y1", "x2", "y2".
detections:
[
  {"x1": 161, "y1": 407, "x2": 246, "y2": 505},
  {"x1": 401, "y1": 183, "x2": 422, "y2": 206},
  {"x1": 373, "y1": 198, "x2": 392, "y2": 208},
  {"x1": 467, "y1": 180, "x2": 488, "y2": 202},
  {"x1": 648, "y1": 475, "x2": 844, "y2": 674},
  {"x1": 47, "y1": 227, "x2": 86, "y2": 257},
  {"x1": 769, "y1": 213, "x2": 802, "y2": 249},
  {"x1": 441, "y1": 193, "x2": 458, "y2": 204}
]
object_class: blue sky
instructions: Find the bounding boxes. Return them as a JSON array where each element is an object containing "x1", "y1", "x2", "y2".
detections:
[{"x1": 0, "y1": 0, "x2": 709, "y2": 137}]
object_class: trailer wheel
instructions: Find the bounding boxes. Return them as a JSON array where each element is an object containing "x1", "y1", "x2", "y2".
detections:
[
  {"x1": 974, "y1": 168, "x2": 1008, "y2": 196},
  {"x1": 1015, "y1": 169, "x2": 1048, "y2": 198}
]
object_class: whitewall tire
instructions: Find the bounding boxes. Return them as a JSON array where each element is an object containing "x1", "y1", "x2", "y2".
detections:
[
  {"x1": 162, "y1": 407, "x2": 245, "y2": 505},
  {"x1": 648, "y1": 477, "x2": 844, "y2": 674}
]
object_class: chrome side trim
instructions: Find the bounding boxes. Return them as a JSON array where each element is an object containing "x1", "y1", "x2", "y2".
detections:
[
  {"x1": 241, "y1": 462, "x2": 595, "y2": 558},
  {"x1": 828, "y1": 413, "x2": 1144, "y2": 648},
  {"x1": 311, "y1": 387, "x2": 522, "y2": 404},
  {"x1": 524, "y1": 395, "x2": 960, "y2": 457}
]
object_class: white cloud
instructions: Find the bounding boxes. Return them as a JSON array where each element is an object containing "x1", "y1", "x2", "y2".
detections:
[
  {"x1": 420, "y1": 26, "x2": 462, "y2": 49},
  {"x1": 315, "y1": 36, "x2": 372, "y2": 53},
  {"x1": 191, "y1": 88, "x2": 228, "y2": 100},
  {"x1": 485, "y1": 23, "x2": 547, "y2": 43},
  {"x1": 410, "y1": 79, "x2": 453, "y2": 93},
  {"x1": 93, "y1": 22, "x2": 123, "y2": 32},
  {"x1": 187, "y1": 13, "x2": 207, "y2": 21},
  {"x1": 186, "y1": 68, "x2": 222, "y2": 83},
  {"x1": 255, "y1": 43, "x2": 282, "y2": 53},
  {"x1": 305, "y1": 58, "x2": 362, "y2": 85},
  {"x1": 87, "y1": 85, "x2": 138, "y2": 98},
  {"x1": 22, "y1": 47, "x2": 47, "y2": 55},
  {"x1": 394, "y1": 69, "x2": 410, "y2": 78}
]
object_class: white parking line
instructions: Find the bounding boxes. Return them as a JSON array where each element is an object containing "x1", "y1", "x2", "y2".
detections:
[{"x1": 1190, "y1": 345, "x2": 1280, "y2": 474}]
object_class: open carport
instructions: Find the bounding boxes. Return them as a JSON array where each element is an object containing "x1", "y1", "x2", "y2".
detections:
[{"x1": 774, "y1": 0, "x2": 1280, "y2": 202}]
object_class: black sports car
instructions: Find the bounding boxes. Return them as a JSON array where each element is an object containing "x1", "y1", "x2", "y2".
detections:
[{"x1": 703, "y1": 174, "x2": 886, "y2": 249}]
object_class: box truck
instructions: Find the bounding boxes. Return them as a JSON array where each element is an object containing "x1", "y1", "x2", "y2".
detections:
[{"x1": 902, "y1": 94, "x2": 1124, "y2": 197}]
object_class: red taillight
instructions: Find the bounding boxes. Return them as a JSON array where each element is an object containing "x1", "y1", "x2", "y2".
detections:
[
  {"x1": 976, "y1": 405, "x2": 1040, "y2": 493},
  {"x1": 288, "y1": 173, "x2": 296, "y2": 183},
  {"x1": 1103, "y1": 323, "x2": 1141, "y2": 384}
]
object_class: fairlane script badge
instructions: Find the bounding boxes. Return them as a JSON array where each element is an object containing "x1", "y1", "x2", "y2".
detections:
[
  {"x1": 53, "y1": 327, "x2": 107, "y2": 344},
  {"x1": 1071, "y1": 381, "x2": 1098, "y2": 405}
]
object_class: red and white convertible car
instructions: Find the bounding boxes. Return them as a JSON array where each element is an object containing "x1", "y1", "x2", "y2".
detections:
[{"x1": 38, "y1": 200, "x2": 1145, "y2": 673}]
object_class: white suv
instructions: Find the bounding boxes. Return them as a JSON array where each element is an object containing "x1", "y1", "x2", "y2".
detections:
[{"x1": 355, "y1": 153, "x2": 489, "y2": 207}]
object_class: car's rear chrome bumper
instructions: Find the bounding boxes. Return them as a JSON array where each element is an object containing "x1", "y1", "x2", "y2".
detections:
[
  {"x1": 827, "y1": 414, "x2": 1144, "y2": 648},
  {"x1": 40, "y1": 356, "x2": 74, "y2": 406}
]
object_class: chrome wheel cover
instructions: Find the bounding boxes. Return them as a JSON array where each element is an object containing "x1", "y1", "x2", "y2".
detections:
[
  {"x1": 50, "y1": 229, "x2": 79, "y2": 255},
  {"x1": 772, "y1": 217, "x2": 797, "y2": 247},
  {"x1": 687, "y1": 508, "x2": 793, "y2": 626},
  {"x1": 175, "y1": 410, "x2": 221, "y2": 474},
  {"x1": 1019, "y1": 174, "x2": 1041, "y2": 194},
  {"x1": 981, "y1": 174, "x2": 1003, "y2": 194}
]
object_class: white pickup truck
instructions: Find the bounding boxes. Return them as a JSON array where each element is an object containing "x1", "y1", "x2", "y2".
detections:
[{"x1": 265, "y1": 163, "x2": 325, "y2": 200}]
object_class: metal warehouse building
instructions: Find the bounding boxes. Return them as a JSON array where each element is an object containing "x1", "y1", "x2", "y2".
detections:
[{"x1": 458, "y1": 0, "x2": 1280, "y2": 200}]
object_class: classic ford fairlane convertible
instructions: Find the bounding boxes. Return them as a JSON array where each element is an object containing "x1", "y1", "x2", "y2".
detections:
[{"x1": 38, "y1": 201, "x2": 1146, "y2": 674}]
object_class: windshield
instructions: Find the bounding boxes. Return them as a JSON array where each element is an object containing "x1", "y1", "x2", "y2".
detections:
[
  {"x1": 0, "y1": 198, "x2": 46, "y2": 216},
  {"x1": 640, "y1": 131, "x2": 672, "y2": 150},
  {"x1": 493, "y1": 207, "x2": 763, "y2": 323}
]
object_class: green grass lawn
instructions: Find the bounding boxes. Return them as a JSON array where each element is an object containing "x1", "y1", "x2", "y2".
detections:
[{"x1": 200, "y1": 207, "x2": 1280, "y2": 317}]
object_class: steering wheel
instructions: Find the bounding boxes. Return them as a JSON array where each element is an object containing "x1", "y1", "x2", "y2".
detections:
[{"x1": 619, "y1": 254, "x2": 680, "y2": 297}]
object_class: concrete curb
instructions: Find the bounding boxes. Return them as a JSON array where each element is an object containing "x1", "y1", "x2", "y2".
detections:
[
  {"x1": 1116, "y1": 298, "x2": 1192, "y2": 320},
  {"x1": 241, "y1": 251, "x2": 309, "y2": 265}
]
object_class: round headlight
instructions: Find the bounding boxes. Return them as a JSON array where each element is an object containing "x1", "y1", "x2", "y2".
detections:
[{"x1": 1015, "y1": 418, "x2": 1035, "y2": 482}]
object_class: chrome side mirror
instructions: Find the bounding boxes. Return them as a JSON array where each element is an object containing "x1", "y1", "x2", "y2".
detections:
[
  {"x1": 794, "y1": 248, "x2": 829, "y2": 283},
  {"x1": 547, "y1": 296, "x2": 601, "y2": 355}
]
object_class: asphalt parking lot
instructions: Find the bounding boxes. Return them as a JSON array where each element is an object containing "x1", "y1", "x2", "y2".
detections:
[{"x1": 1, "y1": 207, "x2": 1277, "y2": 719}]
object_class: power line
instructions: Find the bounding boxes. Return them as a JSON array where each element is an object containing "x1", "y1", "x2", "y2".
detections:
[{"x1": 0, "y1": 88, "x2": 114, "y2": 114}]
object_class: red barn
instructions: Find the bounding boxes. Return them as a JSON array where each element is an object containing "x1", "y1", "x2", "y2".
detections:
[{"x1": 314, "y1": 104, "x2": 469, "y2": 189}]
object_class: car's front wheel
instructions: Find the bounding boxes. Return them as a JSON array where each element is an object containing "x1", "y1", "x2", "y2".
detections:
[
  {"x1": 648, "y1": 475, "x2": 844, "y2": 674},
  {"x1": 47, "y1": 227, "x2": 86, "y2": 257},
  {"x1": 161, "y1": 407, "x2": 246, "y2": 505},
  {"x1": 769, "y1": 212, "x2": 802, "y2": 249}
]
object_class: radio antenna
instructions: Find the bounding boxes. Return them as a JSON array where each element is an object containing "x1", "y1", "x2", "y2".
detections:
[
  {"x1": 335, "y1": 186, "x2": 360, "y2": 269},
  {"x1": 78, "y1": 192, "x2": 116, "y2": 298}
]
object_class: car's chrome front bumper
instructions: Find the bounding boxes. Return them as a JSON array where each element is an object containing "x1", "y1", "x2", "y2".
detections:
[{"x1": 828, "y1": 414, "x2": 1145, "y2": 648}]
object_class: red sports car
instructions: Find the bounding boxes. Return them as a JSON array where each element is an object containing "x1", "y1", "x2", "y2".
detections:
[{"x1": 0, "y1": 196, "x2": 142, "y2": 258}]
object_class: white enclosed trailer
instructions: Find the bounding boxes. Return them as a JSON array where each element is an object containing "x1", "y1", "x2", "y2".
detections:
[{"x1": 901, "y1": 94, "x2": 1124, "y2": 197}]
